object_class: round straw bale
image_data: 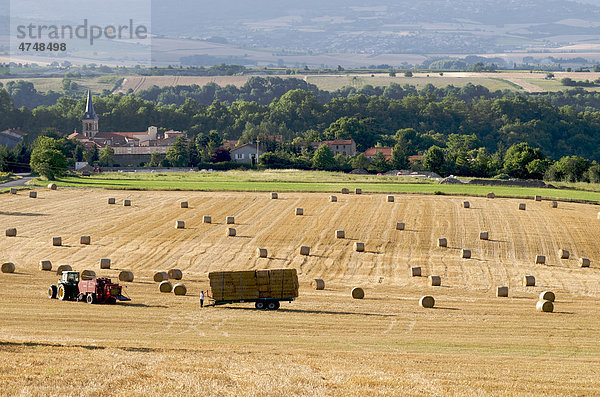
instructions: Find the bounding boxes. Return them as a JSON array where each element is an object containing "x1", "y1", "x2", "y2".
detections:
[
  {"x1": 108, "y1": 198, "x2": 116, "y2": 204},
  {"x1": 180, "y1": 201, "x2": 188, "y2": 208},
  {"x1": 159, "y1": 280, "x2": 173, "y2": 293},
  {"x1": 551, "y1": 201, "x2": 558, "y2": 208},
  {"x1": 257, "y1": 248, "x2": 268, "y2": 258},
  {"x1": 410, "y1": 267, "x2": 421, "y2": 277},
  {"x1": 80, "y1": 235, "x2": 91, "y2": 245},
  {"x1": 39, "y1": 260, "x2": 52, "y2": 271},
  {"x1": 175, "y1": 220, "x2": 185, "y2": 229},
  {"x1": 419, "y1": 296, "x2": 435, "y2": 308},
  {"x1": 100, "y1": 258, "x2": 111, "y2": 269},
  {"x1": 123, "y1": 199, "x2": 131, "y2": 206},
  {"x1": 479, "y1": 231, "x2": 489, "y2": 240},
  {"x1": 523, "y1": 275, "x2": 535, "y2": 287},
  {"x1": 341, "y1": 188, "x2": 349, "y2": 194},
  {"x1": 396, "y1": 222, "x2": 405, "y2": 230},
  {"x1": 559, "y1": 249, "x2": 570, "y2": 259},
  {"x1": 487, "y1": 192, "x2": 495, "y2": 199},
  {"x1": 52, "y1": 237, "x2": 62, "y2": 246},
  {"x1": 226, "y1": 227, "x2": 236, "y2": 237},
  {"x1": 535, "y1": 195, "x2": 542, "y2": 201},
  {"x1": 387, "y1": 195, "x2": 395, "y2": 202},
  {"x1": 462, "y1": 249, "x2": 471, "y2": 259},
  {"x1": 10, "y1": 188, "x2": 17, "y2": 194},
  {"x1": 539, "y1": 291, "x2": 555, "y2": 302},
  {"x1": 351, "y1": 287, "x2": 364, "y2": 299},
  {"x1": 295, "y1": 208, "x2": 303, "y2": 216},
  {"x1": 437, "y1": 238, "x2": 448, "y2": 248},
  {"x1": 270, "y1": 192, "x2": 278, "y2": 199},
  {"x1": 5, "y1": 228, "x2": 16, "y2": 237},
  {"x1": 496, "y1": 286, "x2": 509, "y2": 297},
  {"x1": 167, "y1": 269, "x2": 183, "y2": 280},
  {"x1": 48, "y1": 183, "x2": 57, "y2": 190},
  {"x1": 81, "y1": 270, "x2": 96, "y2": 280},
  {"x1": 154, "y1": 271, "x2": 169, "y2": 282},
  {"x1": 329, "y1": 195, "x2": 338, "y2": 203},
  {"x1": 203, "y1": 216, "x2": 211, "y2": 224},
  {"x1": 580, "y1": 258, "x2": 591, "y2": 268},
  {"x1": 335, "y1": 230, "x2": 345, "y2": 239},
  {"x1": 535, "y1": 255, "x2": 546, "y2": 265},
  {"x1": 537, "y1": 300, "x2": 554, "y2": 313},
  {"x1": 462, "y1": 201, "x2": 470, "y2": 208},
  {"x1": 29, "y1": 191, "x2": 37, "y2": 198},
  {"x1": 1, "y1": 262, "x2": 15, "y2": 273},
  {"x1": 354, "y1": 242, "x2": 365, "y2": 252},
  {"x1": 312, "y1": 279, "x2": 325, "y2": 290},
  {"x1": 55, "y1": 265, "x2": 72, "y2": 275},
  {"x1": 355, "y1": 188, "x2": 362, "y2": 195},
  {"x1": 429, "y1": 275, "x2": 441, "y2": 286},
  {"x1": 173, "y1": 283, "x2": 187, "y2": 295},
  {"x1": 300, "y1": 246, "x2": 310, "y2": 256},
  {"x1": 119, "y1": 270, "x2": 134, "y2": 282},
  {"x1": 226, "y1": 216, "x2": 235, "y2": 224},
  {"x1": 519, "y1": 203, "x2": 526, "y2": 211}
]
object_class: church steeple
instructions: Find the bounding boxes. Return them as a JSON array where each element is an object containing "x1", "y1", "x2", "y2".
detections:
[{"x1": 82, "y1": 90, "x2": 99, "y2": 138}]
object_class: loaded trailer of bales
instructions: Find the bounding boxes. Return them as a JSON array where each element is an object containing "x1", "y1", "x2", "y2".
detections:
[{"x1": 208, "y1": 269, "x2": 299, "y2": 310}]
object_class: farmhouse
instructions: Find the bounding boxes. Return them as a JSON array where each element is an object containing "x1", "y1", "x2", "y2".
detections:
[
  {"x1": 364, "y1": 147, "x2": 392, "y2": 160},
  {"x1": 319, "y1": 139, "x2": 356, "y2": 156},
  {"x1": 230, "y1": 143, "x2": 262, "y2": 164},
  {"x1": 0, "y1": 128, "x2": 28, "y2": 148}
]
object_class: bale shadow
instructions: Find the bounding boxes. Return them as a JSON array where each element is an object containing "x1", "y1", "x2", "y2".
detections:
[
  {"x1": 365, "y1": 250, "x2": 383, "y2": 255},
  {"x1": 432, "y1": 307, "x2": 460, "y2": 311},
  {"x1": 0, "y1": 211, "x2": 47, "y2": 217},
  {"x1": 233, "y1": 235, "x2": 252, "y2": 239},
  {"x1": 487, "y1": 239, "x2": 508, "y2": 243},
  {"x1": 554, "y1": 311, "x2": 575, "y2": 315}
]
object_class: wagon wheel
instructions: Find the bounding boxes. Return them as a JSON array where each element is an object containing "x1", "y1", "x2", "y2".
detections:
[
  {"x1": 267, "y1": 301, "x2": 279, "y2": 310},
  {"x1": 86, "y1": 294, "x2": 96, "y2": 304},
  {"x1": 255, "y1": 301, "x2": 266, "y2": 310}
]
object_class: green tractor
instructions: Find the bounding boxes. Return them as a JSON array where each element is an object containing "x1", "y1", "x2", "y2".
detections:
[{"x1": 48, "y1": 271, "x2": 80, "y2": 301}]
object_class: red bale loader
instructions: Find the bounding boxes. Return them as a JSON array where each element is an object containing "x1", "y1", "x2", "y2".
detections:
[{"x1": 78, "y1": 277, "x2": 130, "y2": 304}]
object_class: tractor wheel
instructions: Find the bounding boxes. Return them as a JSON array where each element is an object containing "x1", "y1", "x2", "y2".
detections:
[
  {"x1": 267, "y1": 300, "x2": 280, "y2": 310},
  {"x1": 86, "y1": 293, "x2": 96, "y2": 304},
  {"x1": 255, "y1": 301, "x2": 266, "y2": 310},
  {"x1": 48, "y1": 285, "x2": 57, "y2": 299},
  {"x1": 107, "y1": 297, "x2": 116, "y2": 305},
  {"x1": 77, "y1": 293, "x2": 85, "y2": 302},
  {"x1": 57, "y1": 285, "x2": 67, "y2": 301}
]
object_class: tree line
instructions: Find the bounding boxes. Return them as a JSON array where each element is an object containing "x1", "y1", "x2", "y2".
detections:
[{"x1": 2, "y1": 79, "x2": 600, "y2": 181}]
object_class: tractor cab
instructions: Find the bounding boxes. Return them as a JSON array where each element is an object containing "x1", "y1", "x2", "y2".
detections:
[{"x1": 61, "y1": 271, "x2": 80, "y2": 285}]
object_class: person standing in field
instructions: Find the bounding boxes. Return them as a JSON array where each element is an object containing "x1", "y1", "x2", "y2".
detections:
[{"x1": 200, "y1": 290, "x2": 204, "y2": 308}]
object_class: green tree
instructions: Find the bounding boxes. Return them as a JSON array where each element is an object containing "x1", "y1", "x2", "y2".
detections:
[
  {"x1": 351, "y1": 153, "x2": 371, "y2": 170},
  {"x1": 29, "y1": 136, "x2": 68, "y2": 180},
  {"x1": 370, "y1": 151, "x2": 390, "y2": 173},
  {"x1": 423, "y1": 146, "x2": 445, "y2": 175},
  {"x1": 312, "y1": 145, "x2": 336, "y2": 170},
  {"x1": 166, "y1": 137, "x2": 190, "y2": 167},
  {"x1": 503, "y1": 143, "x2": 545, "y2": 179},
  {"x1": 98, "y1": 146, "x2": 115, "y2": 167},
  {"x1": 551, "y1": 156, "x2": 590, "y2": 182}
]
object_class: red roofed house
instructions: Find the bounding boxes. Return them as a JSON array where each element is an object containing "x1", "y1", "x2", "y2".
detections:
[
  {"x1": 364, "y1": 147, "x2": 393, "y2": 160},
  {"x1": 318, "y1": 139, "x2": 356, "y2": 156}
]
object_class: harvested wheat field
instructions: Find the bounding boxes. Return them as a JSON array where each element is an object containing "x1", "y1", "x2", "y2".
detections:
[{"x1": 1, "y1": 189, "x2": 600, "y2": 396}]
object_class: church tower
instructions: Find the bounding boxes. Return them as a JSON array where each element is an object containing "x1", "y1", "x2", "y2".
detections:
[{"x1": 82, "y1": 90, "x2": 99, "y2": 138}]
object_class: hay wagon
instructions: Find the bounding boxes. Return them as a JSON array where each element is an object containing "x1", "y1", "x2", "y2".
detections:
[{"x1": 208, "y1": 269, "x2": 299, "y2": 310}]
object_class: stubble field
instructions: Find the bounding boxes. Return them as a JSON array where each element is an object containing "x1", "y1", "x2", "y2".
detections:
[{"x1": 1, "y1": 188, "x2": 600, "y2": 396}]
